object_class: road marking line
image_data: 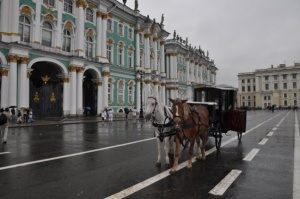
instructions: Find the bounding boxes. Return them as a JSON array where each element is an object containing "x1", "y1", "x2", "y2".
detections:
[
  {"x1": 267, "y1": 132, "x2": 274, "y2": 136},
  {"x1": 0, "y1": 138, "x2": 155, "y2": 171},
  {"x1": 0, "y1": 152, "x2": 10, "y2": 155},
  {"x1": 243, "y1": 148, "x2": 260, "y2": 161},
  {"x1": 293, "y1": 112, "x2": 300, "y2": 199},
  {"x1": 258, "y1": 138, "x2": 268, "y2": 145},
  {"x1": 272, "y1": 127, "x2": 277, "y2": 131},
  {"x1": 104, "y1": 112, "x2": 285, "y2": 199},
  {"x1": 209, "y1": 169, "x2": 242, "y2": 196}
]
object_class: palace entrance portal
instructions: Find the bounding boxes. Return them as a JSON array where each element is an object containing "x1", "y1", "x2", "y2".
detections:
[{"x1": 29, "y1": 62, "x2": 63, "y2": 118}]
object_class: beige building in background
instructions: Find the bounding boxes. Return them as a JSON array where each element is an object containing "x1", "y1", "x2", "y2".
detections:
[{"x1": 237, "y1": 63, "x2": 300, "y2": 108}]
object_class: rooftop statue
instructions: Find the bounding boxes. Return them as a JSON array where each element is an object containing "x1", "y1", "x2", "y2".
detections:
[{"x1": 134, "y1": 0, "x2": 138, "y2": 10}]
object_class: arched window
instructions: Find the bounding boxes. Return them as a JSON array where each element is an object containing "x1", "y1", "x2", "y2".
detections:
[
  {"x1": 42, "y1": 22, "x2": 53, "y2": 47},
  {"x1": 118, "y1": 24, "x2": 123, "y2": 36},
  {"x1": 19, "y1": 15, "x2": 31, "y2": 43},
  {"x1": 63, "y1": 29, "x2": 72, "y2": 52},
  {"x1": 128, "y1": 50, "x2": 133, "y2": 68},
  {"x1": 43, "y1": 0, "x2": 55, "y2": 6},
  {"x1": 117, "y1": 47, "x2": 123, "y2": 66},
  {"x1": 85, "y1": 36, "x2": 93, "y2": 57},
  {"x1": 128, "y1": 86, "x2": 134, "y2": 104},
  {"x1": 107, "y1": 19, "x2": 112, "y2": 31},
  {"x1": 108, "y1": 83, "x2": 112, "y2": 104},
  {"x1": 64, "y1": 0, "x2": 73, "y2": 13},
  {"x1": 107, "y1": 44, "x2": 113, "y2": 63},
  {"x1": 86, "y1": 8, "x2": 93, "y2": 22},
  {"x1": 117, "y1": 81, "x2": 124, "y2": 104}
]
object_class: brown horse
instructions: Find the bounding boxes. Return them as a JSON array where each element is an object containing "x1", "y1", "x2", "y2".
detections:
[{"x1": 169, "y1": 98, "x2": 209, "y2": 174}]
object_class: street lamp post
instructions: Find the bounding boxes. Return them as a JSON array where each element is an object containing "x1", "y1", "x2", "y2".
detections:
[{"x1": 136, "y1": 67, "x2": 144, "y2": 119}]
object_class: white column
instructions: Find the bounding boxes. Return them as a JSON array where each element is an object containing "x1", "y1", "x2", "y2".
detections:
[
  {"x1": 160, "y1": 40, "x2": 165, "y2": 74},
  {"x1": 76, "y1": 67, "x2": 84, "y2": 115},
  {"x1": 56, "y1": 0, "x2": 63, "y2": 48},
  {"x1": 75, "y1": 1, "x2": 86, "y2": 57},
  {"x1": 153, "y1": 37, "x2": 158, "y2": 72},
  {"x1": 96, "y1": 11, "x2": 102, "y2": 59},
  {"x1": 102, "y1": 72, "x2": 109, "y2": 109},
  {"x1": 9, "y1": 0, "x2": 20, "y2": 42},
  {"x1": 0, "y1": 69, "x2": 9, "y2": 107},
  {"x1": 7, "y1": 56, "x2": 18, "y2": 107},
  {"x1": 33, "y1": 0, "x2": 42, "y2": 43},
  {"x1": 0, "y1": 0, "x2": 9, "y2": 39},
  {"x1": 96, "y1": 81, "x2": 103, "y2": 114},
  {"x1": 62, "y1": 77, "x2": 70, "y2": 116},
  {"x1": 101, "y1": 14, "x2": 108, "y2": 59},
  {"x1": 19, "y1": 57, "x2": 29, "y2": 108},
  {"x1": 69, "y1": 66, "x2": 77, "y2": 115},
  {"x1": 136, "y1": 75, "x2": 141, "y2": 112},
  {"x1": 26, "y1": 70, "x2": 31, "y2": 107},
  {"x1": 135, "y1": 28, "x2": 141, "y2": 67},
  {"x1": 160, "y1": 82, "x2": 166, "y2": 105},
  {"x1": 144, "y1": 33, "x2": 150, "y2": 69}
]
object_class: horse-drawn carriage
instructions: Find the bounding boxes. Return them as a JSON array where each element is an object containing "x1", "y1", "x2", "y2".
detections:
[
  {"x1": 144, "y1": 85, "x2": 247, "y2": 173},
  {"x1": 192, "y1": 85, "x2": 247, "y2": 151}
]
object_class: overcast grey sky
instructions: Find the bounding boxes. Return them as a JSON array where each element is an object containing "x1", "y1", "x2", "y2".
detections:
[{"x1": 118, "y1": 0, "x2": 300, "y2": 87}]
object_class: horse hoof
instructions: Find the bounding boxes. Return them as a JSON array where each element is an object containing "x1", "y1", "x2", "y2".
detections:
[
  {"x1": 169, "y1": 170, "x2": 176, "y2": 175},
  {"x1": 156, "y1": 163, "x2": 161, "y2": 167},
  {"x1": 187, "y1": 165, "x2": 192, "y2": 170},
  {"x1": 196, "y1": 156, "x2": 201, "y2": 161},
  {"x1": 201, "y1": 156, "x2": 206, "y2": 161}
]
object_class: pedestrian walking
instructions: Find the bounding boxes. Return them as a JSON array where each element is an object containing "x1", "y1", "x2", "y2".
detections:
[
  {"x1": 17, "y1": 109, "x2": 23, "y2": 124},
  {"x1": 28, "y1": 108, "x2": 34, "y2": 123},
  {"x1": 101, "y1": 110, "x2": 106, "y2": 124},
  {"x1": 107, "y1": 109, "x2": 114, "y2": 124},
  {"x1": 0, "y1": 108, "x2": 11, "y2": 144},
  {"x1": 124, "y1": 107, "x2": 129, "y2": 120},
  {"x1": 10, "y1": 108, "x2": 16, "y2": 123},
  {"x1": 131, "y1": 107, "x2": 137, "y2": 123}
]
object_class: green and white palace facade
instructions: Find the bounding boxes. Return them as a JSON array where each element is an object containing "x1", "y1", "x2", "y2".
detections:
[{"x1": 0, "y1": 0, "x2": 217, "y2": 117}]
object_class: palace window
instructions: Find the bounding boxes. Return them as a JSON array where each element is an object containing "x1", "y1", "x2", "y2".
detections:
[
  {"x1": 64, "y1": 0, "x2": 73, "y2": 14},
  {"x1": 117, "y1": 81, "x2": 124, "y2": 103},
  {"x1": 117, "y1": 47, "x2": 123, "y2": 66},
  {"x1": 283, "y1": 83, "x2": 287, "y2": 89},
  {"x1": 107, "y1": 44, "x2": 113, "y2": 63},
  {"x1": 118, "y1": 24, "x2": 123, "y2": 36},
  {"x1": 293, "y1": 82, "x2": 297, "y2": 89},
  {"x1": 42, "y1": 22, "x2": 53, "y2": 47},
  {"x1": 108, "y1": 83, "x2": 113, "y2": 104},
  {"x1": 274, "y1": 83, "x2": 278, "y2": 90},
  {"x1": 128, "y1": 50, "x2": 133, "y2": 68},
  {"x1": 62, "y1": 29, "x2": 72, "y2": 52},
  {"x1": 85, "y1": 36, "x2": 93, "y2": 58},
  {"x1": 43, "y1": 0, "x2": 55, "y2": 6},
  {"x1": 19, "y1": 16, "x2": 31, "y2": 43},
  {"x1": 273, "y1": 75, "x2": 278, "y2": 80},
  {"x1": 265, "y1": 84, "x2": 269, "y2": 90},
  {"x1": 292, "y1": 74, "x2": 297, "y2": 79},
  {"x1": 107, "y1": 19, "x2": 112, "y2": 31},
  {"x1": 128, "y1": 28, "x2": 133, "y2": 39},
  {"x1": 283, "y1": 74, "x2": 287, "y2": 79},
  {"x1": 86, "y1": 8, "x2": 93, "y2": 22},
  {"x1": 128, "y1": 86, "x2": 134, "y2": 104}
]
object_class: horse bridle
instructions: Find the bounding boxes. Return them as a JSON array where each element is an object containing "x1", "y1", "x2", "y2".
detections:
[{"x1": 147, "y1": 97, "x2": 158, "y2": 117}]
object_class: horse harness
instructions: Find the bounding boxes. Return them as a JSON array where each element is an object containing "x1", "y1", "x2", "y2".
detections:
[
  {"x1": 173, "y1": 105, "x2": 209, "y2": 146},
  {"x1": 148, "y1": 97, "x2": 176, "y2": 142}
]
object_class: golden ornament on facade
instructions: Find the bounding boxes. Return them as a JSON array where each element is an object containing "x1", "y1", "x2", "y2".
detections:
[
  {"x1": 107, "y1": 39, "x2": 113, "y2": 45},
  {"x1": 118, "y1": 80, "x2": 124, "y2": 86},
  {"x1": 153, "y1": 37, "x2": 159, "y2": 42},
  {"x1": 160, "y1": 41, "x2": 166, "y2": 45},
  {"x1": 44, "y1": 14, "x2": 54, "y2": 21},
  {"x1": 62, "y1": 77, "x2": 70, "y2": 83},
  {"x1": 77, "y1": 67, "x2": 85, "y2": 73},
  {"x1": 7, "y1": 55, "x2": 20, "y2": 63},
  {"x1": 108, "y1": 78, "x2": 113, "y2": 83},
  {"x1": 0, "y1": 70, "x2": 9, "y2": 76},
  {"x1": 128, "y1": 81, "x2": 134, "y2": 86},
  {"x1": 88, "y1": 2, "x2": 95, "y2": 8},
  {"x1": 136, "y1": 78, "x2": 141, "y2": 83},
  {"x1": 144, "y1": 79, "x2": 152, "y2": 84},
  {"x1": 33, "y1": 92, "x2": 40, "y2": 102},
  {"x1": 50, "y1": 92, "x2": 56, "y2": 102},
  {"x1": 41, "y1": 75, "x2": 51, "y2": 84},
  {"x1": 96, "y1": 81, "x2": 102, "y2": 86},
  {"x1": 153, "y1": 81, "x2": 159, "y2": 85},
  {"x1": 27, "y1": 72, "x2": 32, "y2": 78},
  {"x1": 144, "y1": 33, "x2": 151, "y2": 38},
  {"x1": 108, "y1": 13, "x2": 113, "y2": 18},
  {"x1": 160, "y1": 82, "x2": 166, "y2": 86},
  {"x1": 21, "y1": 6, "x2": 32, "y2": 16},
  {"x1": 128, "y1": 46, "x2": 134, "y2": 51},
  {"x1": 129, "y1": 23, "x2": 134, "y2": 28},
  {"x1": 65, "y1": 21, "x2": 73, "y2": 30},
  {"x1": 118, "y1": 42, "x2": 124, "y2": 48},
  {"x1": 20, "y1": 57, "x2": 29, "y2": 64},
  {"x1": 69, "y1": 65, "x2": 77, "y2": 72},
  {"x1": 76, "y1": 0, "x2": 87, "y2": 9},
  {"x1": 102, "y1": 71, "x2": 110, "y2": 77},
  {"x1": 86, "y1": 29, "x2": 94, "y2": 37},
  {"x1": 119, "y1": 19, "x2": 124, "y2": 24}
]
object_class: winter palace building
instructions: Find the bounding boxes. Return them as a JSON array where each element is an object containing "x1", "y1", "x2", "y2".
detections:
[
  {"x1": 237, "y1": 63, "x2": 300, "y2": 109},
  {"x1": 0, "y1": 0, "x2": 217, "y2": 117}
]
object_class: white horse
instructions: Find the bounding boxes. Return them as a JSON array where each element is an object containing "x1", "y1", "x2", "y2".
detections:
[{"x1": 144, "y1": 96, "x2": 175, "y2": 168}]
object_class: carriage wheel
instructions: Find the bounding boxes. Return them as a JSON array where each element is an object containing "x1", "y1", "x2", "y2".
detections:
[
  {"x1": 215, "y1": 123, "x2": 222, "y2": 151},
  {"x1": 237, "y1": 132, "x2": 242, "y2": 141}
]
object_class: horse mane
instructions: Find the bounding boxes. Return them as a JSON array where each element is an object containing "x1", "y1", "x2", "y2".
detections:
[{"x1": 183, "y1": 103, "x2": 191, "y2": 120}]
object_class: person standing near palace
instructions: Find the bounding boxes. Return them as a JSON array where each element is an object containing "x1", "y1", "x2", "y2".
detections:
[
  {"x1": 107, "y1": 109, "x2": 114, "y2": 124},
  {"x1": 10, "y1": 108, "x2": 16, "y2": 123},
  {"x1": 131, "y1": 107, "x2": 137, "y2": 124}
]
